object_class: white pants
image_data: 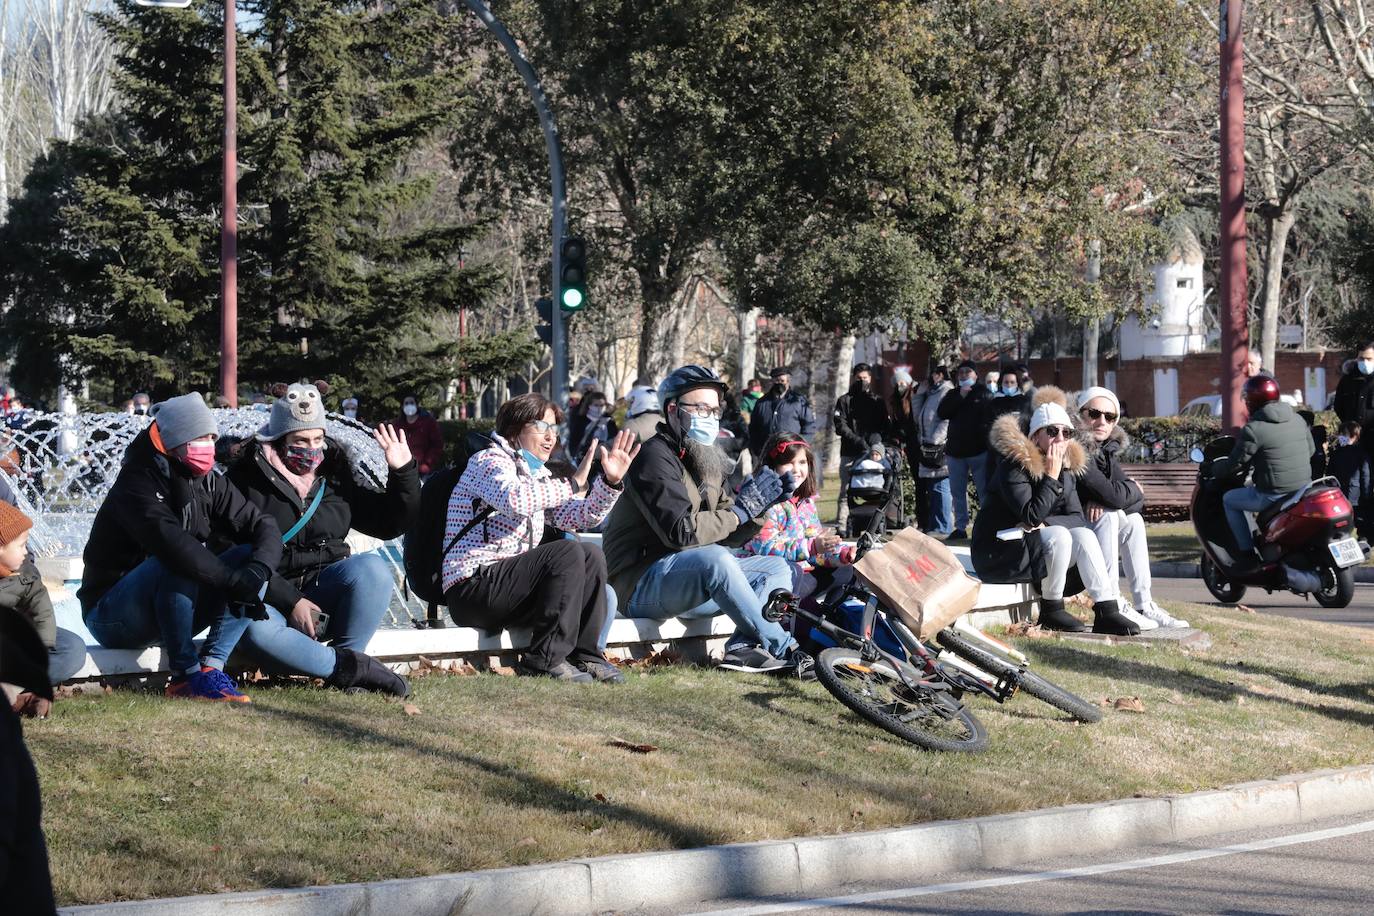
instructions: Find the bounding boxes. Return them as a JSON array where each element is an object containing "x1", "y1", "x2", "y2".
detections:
[
  {"x1": 1090, "y1": 509, "x2": 1152, "y2": 607},
  {"x1": 1039, "y1": 525, "x2": 1113, "y2": 602}
]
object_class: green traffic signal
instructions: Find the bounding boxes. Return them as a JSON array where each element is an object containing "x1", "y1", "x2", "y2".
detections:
[
  {"x1": 560, "y1": 236, "x2": 587, "y2": 312},
  {"x1": 561, "y1": 287, "x2": 584, "y2": 309}
]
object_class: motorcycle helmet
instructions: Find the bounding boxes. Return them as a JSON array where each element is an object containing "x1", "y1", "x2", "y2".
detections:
[
  {"x1": 1243, "y1": 374, "x2": 1281, "y2": 413},
  {"x1": 657, "y1": 364, "x2": 729, "y2": 408}
]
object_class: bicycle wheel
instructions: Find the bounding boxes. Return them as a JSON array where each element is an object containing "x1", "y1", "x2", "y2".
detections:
[
  {"x1": 936, "y1": 629, "x2": 1102, "y2": 723},
  {"x1": 813, "y1": 647, "x2": 988, "y2": 752}
]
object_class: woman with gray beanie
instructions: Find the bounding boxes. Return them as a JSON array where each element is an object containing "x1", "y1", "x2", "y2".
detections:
[
  {"x1": 80, "y1": 392, "x2": 284, "y2": 702},
  {"x1": 214, "y1": 382, "x2": 419, "y2": 695}
]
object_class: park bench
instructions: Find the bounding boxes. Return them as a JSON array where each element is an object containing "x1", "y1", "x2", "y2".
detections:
[{"x1": 1121, "y1": 463, "x2": 1197, "y2": 522}]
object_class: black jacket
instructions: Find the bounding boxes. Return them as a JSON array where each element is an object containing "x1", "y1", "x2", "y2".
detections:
[
  {"x1": 833, "y1": 384, "x2": 891, "y2": 458},
  {"x1": 1075, "y1": 424, "x2": 1144, "y2": 516},
  {"x1": 971, "y1": 413, "x2": 1089, "y2": 585},
  {"x1": 1333, "y1": 365, "x2": 1374, "y2": 428},
  {"x1": 1329, "y1": 443, "x2": 1371, "y2": 510},
  {"x1": 748, "y1": 388, "x2": 818, "y2": 455},
  {"x1": 983, "y1": 392, "x2": 1028, "y2": 428},
  {"x1": 222, "y1": 441, "x2": 420, "y2": 612},
  {"x1": 937, "y1": 384, "x2": 992, "y2": 458},
  {"x1": 79, "y1": 430, "x2": 283, "y2": 611}
]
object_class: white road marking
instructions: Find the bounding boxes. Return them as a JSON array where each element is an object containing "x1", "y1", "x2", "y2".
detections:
[{"x1": 685, "y1": 818, "x2": 1374, "y2": 916}]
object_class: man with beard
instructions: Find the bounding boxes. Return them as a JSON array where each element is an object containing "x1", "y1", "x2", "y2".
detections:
[
  {"x1": 603, "y1": 365, "x2": 805, "y2": 673},
  {"x1": 832, "y1": 363, "x2": 891, "y2": 531},
  {"x1": 747, "y1": 367, "x2": 818, "y2": 458}
]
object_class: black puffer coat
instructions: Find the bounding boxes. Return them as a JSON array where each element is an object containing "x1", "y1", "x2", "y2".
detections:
[
  {"x1": 223, "y1": 440, "x2": 420, "y2": 612},
  {"x1": 971, "y1": 412, "x2": 1089, "y2": 585},
  {"x1": 1075, "y1": 424, "x2": 1144, "y2": 516}
]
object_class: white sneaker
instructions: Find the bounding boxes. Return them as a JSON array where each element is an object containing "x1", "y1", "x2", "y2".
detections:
[
  {"x1": 1118, "y1": 601, "x2": 1160, "y2": 631},
  {"x1": 1139, "y1": 600, "x2": 1189, "y2": 629}
]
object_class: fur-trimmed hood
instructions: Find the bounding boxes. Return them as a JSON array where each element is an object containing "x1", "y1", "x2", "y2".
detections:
[
  {"x1": 1076, "y1": 417, "x2": 1130, "y2": 457},
  {"x1": 988, "y1": 411, "x2": 1087, "y2": 480}
]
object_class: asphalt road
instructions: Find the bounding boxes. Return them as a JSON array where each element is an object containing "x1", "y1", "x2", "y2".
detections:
[
  {"x1": 661, "y1": 811, "x2": 1374, "y2": 916},
  {"x1": 1150, "y1": 577, "x2": 1374, "y2": 629}
]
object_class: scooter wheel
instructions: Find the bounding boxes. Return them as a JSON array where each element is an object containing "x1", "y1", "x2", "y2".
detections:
[
  {"x1": 1314, "y1": 564, "x2": 1356, "y2": 609},
  {"x1": 1201, "y1": 554, "x2": 1247, "y2": 604}
]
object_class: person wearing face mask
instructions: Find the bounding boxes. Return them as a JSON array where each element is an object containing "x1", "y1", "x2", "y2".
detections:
[
  {"x1": 212, "y1": 382, "x2": 419, "y2": 695},
  {"x1": 340, "y1": 396, "x2": 360, "y2": 421},
  {"x1": 937, "y1": 360, "x2": 992, "y2": 540},
  {"x1": 604, "y1": 365, "x2": 806, "y2": 674},
  {"x1": 79, "y1": 393, "x2": 284, "y2": 702},
  {"x1": 747, "y1": 366, "x2": 818, "y2": 458},
  {"x1": 985, "y1": 369, "x2": 1028, "y2": 421},
  {"x1": 395, "y1": 393, "x2": 444, "y2": 478},
  {"x1": 912, "y1": 366, "x2": 954, "y2": 536},
  {"x1": 1334, "y1": 342, "x2": 1374, "y2": 457},
  {"x1": 442, "y1": 393, "x2": 637, "y2": 683},
  {"x1": 127, "y1": 392, "x2": 151, "y2": 417},
  {"x1": 831, "y1": 363, "x2": 891, "y2": 532},
  {"x1": 569, "y1": 390, "x2": 620, "y2": 463}
]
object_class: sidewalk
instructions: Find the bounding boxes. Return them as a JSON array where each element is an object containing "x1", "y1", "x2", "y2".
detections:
[{"x1": 61, "y1": 765, "x2": 1374, "y2": 916}]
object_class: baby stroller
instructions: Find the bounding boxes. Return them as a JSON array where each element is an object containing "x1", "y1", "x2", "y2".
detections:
[{"x1": 844, "y1": 445, "x2": 905, "y2": 539}]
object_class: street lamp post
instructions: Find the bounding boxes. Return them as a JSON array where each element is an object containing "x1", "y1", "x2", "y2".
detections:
[{"x1": 1219, "y1": 0, "x2": 1247, "y2": 431}]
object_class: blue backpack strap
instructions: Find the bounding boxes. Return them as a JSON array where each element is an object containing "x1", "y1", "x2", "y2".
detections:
[{"x1": 282, "y1": 482, "x2": 326, "y2": 544}]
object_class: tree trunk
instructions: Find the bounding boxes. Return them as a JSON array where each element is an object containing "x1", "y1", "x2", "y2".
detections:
[
  {"x1": 823, "y1": 333, "x2": 857, "y2": 475},
  {"x1": 1258, "y1": 206, "x2": 1294, "y2": 376},
  {"x1": 1082, "y1": 240, "x2": 1101, "y2": 389},
  {"x1": 737, "y1": 305, "x2": 761, "y2": 386}
]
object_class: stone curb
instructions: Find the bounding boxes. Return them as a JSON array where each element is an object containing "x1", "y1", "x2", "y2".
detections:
[
  {"x1": 1151, "y1": 561, "x2": 1374, "y2": 583},
  {"x1": 61, "y1": 764, "x2": 1374, "y2": 916}
]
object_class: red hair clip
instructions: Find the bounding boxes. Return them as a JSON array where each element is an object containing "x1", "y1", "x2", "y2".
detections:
[{"x1": 768, "y1": 439, "x2": 807, "y2": 460}]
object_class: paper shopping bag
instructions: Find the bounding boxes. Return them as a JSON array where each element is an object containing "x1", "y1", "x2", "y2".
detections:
[{"x1": 852, "y1": 526, "x2": 982, "y2": 638}]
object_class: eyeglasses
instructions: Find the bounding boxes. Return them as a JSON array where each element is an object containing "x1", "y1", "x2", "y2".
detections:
[
  {"x1": 677, "y1": 401, "x2": 723, "y2": 420},
  {"x1": 525, "y1": 419, "x2": 557, "y2": 435},
  {"x1": 1081, "y1": 407, "x2": 1118, "y2": 423},
  {"x1": 1040, "y1": 425, "x2": 1071, "y2": 440}
]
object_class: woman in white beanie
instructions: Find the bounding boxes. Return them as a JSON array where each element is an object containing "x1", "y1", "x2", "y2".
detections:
[
  {"x1": 970, "y1": 387, "x2": 1139, "y2": 635},
  {"x1": 1075, "y1": 387, "x2": 1189, "y2": 629}
]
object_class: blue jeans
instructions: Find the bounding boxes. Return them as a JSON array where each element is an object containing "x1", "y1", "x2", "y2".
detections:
[
  {"x1": 927, "y1": 476, "x2": 952, "y2": 535},
  {"x1": 214, "y1": 552, "x2": 394, "y2": 679},
  {"x1": 48, "y1": 628, "x2": 87, "y2": 685},
  {"x1": 624, "y1": 546, "x2": 795, "y2": 658},
  {"x1": 947, "y1": 452, "x2": 987, "y2": 531},
  {"x1": 598, "y1": 584, "x2": 618, "y2": 650},
  {"x1": 1223, "y1": 486, "x2": 1286, "y2": 554},
  {"x1": 83, "y1": 545, "x2": 254, "y2": 676}
]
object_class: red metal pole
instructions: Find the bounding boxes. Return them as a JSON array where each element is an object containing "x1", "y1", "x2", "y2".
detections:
[
  {"x1": 458, "y1": 306, "x2": 468, "y2": 420},
  {"x1": 220, "y1": 0, "x2": 238, "y2": 407},
  {"x1": 1219, "y1": 0, "x2": 1247, "y2": 431}
]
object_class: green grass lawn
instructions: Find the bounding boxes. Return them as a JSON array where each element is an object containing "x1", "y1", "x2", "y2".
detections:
[{"x1": 29, "y1": 600, "x2": 1374, "y2": 906}]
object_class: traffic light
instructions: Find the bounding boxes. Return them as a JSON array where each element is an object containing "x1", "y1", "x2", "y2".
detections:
[
  {"x1": 535, "y1": 296, "x2": 553, "y2": 347},
  {"x1": 560, "y1": 236, "x2": 587, "y2": 312}
]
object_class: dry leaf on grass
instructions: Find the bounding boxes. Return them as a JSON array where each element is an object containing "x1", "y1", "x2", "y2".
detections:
[
  {"x1": 515, "y1": 837, "x2": 538, "y2": 847},
  {"x1": 624, "y1": 649, "x2": 683, "y2": 669},
  {"x1": 492, "y1": 666, "x2": 517, "y2": 677},
  {"x1": 1066, "y1": 592, "x2": 1094, "y2": 608},
  {"x1": 1237, "y1": 604, "x2": 1256, "y2": 614},
  {"x1": 1112, "y1": 696, "x2": 1146, "y2": 713},
  {"x1": 608, "y1": 738, "x2": 658, "y2": 754},
  {"x1": 1007, "y1": 622, "x2": 1050, "y2": 639},
  {"x1": 593, "y1": 792, "x2": 608, "y2": 803},
  {"x1": 402, "y1": 703, "x2": 421, "y2": 717}
]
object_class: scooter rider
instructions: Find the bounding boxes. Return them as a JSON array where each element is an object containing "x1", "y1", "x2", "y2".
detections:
[{"x1": 1211, "y1": 375, "x2": 1314, "y2": 572}]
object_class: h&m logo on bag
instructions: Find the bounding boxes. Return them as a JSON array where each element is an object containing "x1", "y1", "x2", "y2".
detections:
[{"x1": 903, "y1": 555, "x2": 938, "y2": 584}]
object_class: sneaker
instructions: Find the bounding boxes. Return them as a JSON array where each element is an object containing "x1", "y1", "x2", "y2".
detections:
[
  {"x1": 575, "y1": 658, "x2": 626, "y2": 684},
  {"x1": 1118, "y1": 602, "x2": 1160, "y2": 631},
  {"x1": 514, "y1": 660, "x2": 593, "y2": 683},
  {"x1": 792, "y1": 649, "x2": 816, "y2": 682},
  {"x1": 717, "y1": 645, "x2": 791, "y2": 673},
  {"x1": 166, "y1": 667, "x2": 251, "y2": 703},
  {"x1": 1138, "y1": 600, "x2": 1189, "y2": 629}
]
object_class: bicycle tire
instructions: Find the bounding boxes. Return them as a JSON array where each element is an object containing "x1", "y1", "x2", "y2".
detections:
[
  {"x1": 813, "y1": 647, "x2": 988, "y2": 752},
  {"x1": 936, "y1": 629, "x2": 1102, "y2": 723}
]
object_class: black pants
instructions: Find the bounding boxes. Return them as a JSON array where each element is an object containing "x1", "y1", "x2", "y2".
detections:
[
  {"x1": 445, "y1": 539, "x2": 608, "y2": 671},
  {"x1": 0, "y1": 703, "x2": 56, "y2": 916}
]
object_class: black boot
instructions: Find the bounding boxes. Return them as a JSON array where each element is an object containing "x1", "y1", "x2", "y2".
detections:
[
  {"x1": 1037, "y1": 598, "x2": 1086, "y2": 632},
  {"x1": 328, "y1": 648, "x2": 410, "y2": 697},
  {"x1": 1092, "y1": 599, "x2": 1140, "y2": 636}
]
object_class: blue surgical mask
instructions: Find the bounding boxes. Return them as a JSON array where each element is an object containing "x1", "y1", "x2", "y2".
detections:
[
  {"x1": 519, "y1": 448, "x2": 545, "y2": 472},
  {"x1": 958, "y1": 377, "x2": 974, "y2": 389},
  {"x1": 687, "y1": 415, "x2": 720, "y2": 444},
  {"x1": 1337, "y1": 435, "x2": 1352, "y2": 448},
  {"x1": 1001, "y1": 384, "x2": 1019, "y2": 396},
  {"x1": 1360, "y1": 359, "x2": 1374, "y2": 375}
]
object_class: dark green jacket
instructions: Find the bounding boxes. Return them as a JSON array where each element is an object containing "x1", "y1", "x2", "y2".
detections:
[
  {"x1": 0, "y1": 562, "x2": 54, "y2": 650},
  {"x1": 1212, "y1": 401, "x2": 1315, "y2": 494}
]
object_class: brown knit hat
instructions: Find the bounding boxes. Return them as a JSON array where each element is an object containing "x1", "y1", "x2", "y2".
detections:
[{"x1": 0, "y1": 500, "x2": 33, "y2": 546}]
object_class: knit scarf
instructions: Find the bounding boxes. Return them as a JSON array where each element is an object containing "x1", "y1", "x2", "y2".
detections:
[{"x1": 264, "y1": 444, "x2": 318, "y2": 501}]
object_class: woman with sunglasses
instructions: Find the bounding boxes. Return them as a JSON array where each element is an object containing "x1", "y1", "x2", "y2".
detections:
[
  {"x1": 1075, "y1": 387, "x2": 1189, "y2": 630},
  {"x1": 971, "y1": 387, "x2": 1139, "y2": 635},
  {"x1": 441, "y1": 393, "x2": 639, "y2": 683}
]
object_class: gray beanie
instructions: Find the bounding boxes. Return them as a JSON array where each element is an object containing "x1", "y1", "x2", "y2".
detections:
[
  {"x1": 257, "y1": 382, "x2": 328, "y2": 442},
  {"x1": 150, "y1": 393, "x2": 218, "y2": 450}
]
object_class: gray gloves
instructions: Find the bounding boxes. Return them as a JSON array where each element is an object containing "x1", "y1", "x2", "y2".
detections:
[{"x1": 731, "y1": 467, "x2": 796, "y2": 524}]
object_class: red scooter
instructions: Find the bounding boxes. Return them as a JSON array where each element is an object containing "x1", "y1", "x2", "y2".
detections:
[{"x1": 1192, "y1": 436, "x2": 1367, "y2": 607}]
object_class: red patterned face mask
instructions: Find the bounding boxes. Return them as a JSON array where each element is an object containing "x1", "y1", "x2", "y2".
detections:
[
  {"x1": 182, "y1": 441, "x2": 216, "y2": 476},
  {"x1": 284, "y1": 445, "x2": 325, "y2": 475}
]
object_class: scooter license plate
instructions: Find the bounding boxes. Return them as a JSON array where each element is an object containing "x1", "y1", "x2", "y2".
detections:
[{"x1": 1328, "y1": 538, "x2": 1365, "y2": 568}]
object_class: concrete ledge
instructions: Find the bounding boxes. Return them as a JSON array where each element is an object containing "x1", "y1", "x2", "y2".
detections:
[{"x1": 60, "y1": 763, "x2": 1374, "y2": 916}]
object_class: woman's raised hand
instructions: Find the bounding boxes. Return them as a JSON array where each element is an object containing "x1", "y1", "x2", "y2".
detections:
[
  {"x1": 374, "y1": 423, "x2": 412, "y2": 470},
  {"x1": 1045, "y1": 438, "x2": 1067, "y2": 479},
  {"x1": 598, "y1": 430, "x2": 641, "y2": 486}
]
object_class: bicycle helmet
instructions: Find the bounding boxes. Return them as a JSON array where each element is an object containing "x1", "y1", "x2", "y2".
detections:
[
  {"x1": 1243, "y1": 374, "x2": 1281, "y2": 413},
  {"x1": 657, "y1": 364, "x2": 729, "y2": 408}
]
